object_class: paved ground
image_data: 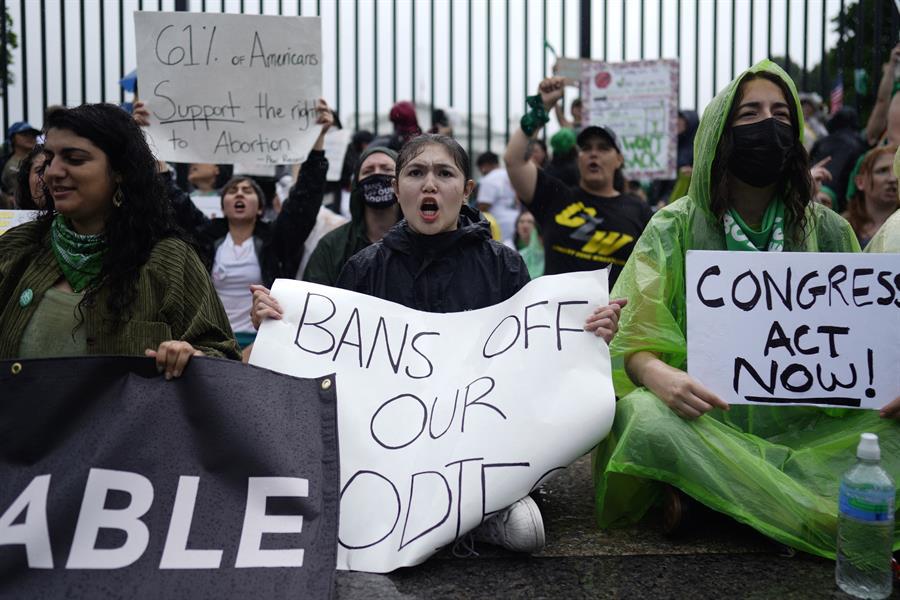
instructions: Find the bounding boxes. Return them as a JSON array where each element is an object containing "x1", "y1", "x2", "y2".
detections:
[{"x1": 335, "y1": 455, "x2": 898, "y2": 599}]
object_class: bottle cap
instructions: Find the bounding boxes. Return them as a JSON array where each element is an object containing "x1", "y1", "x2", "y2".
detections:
[{"x1": 857, "y1": 433, "x2": 880, "y2": 461}]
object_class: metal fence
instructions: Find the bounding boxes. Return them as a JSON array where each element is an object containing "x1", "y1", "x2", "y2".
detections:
[{"x1": 1, "y1": 0, "x2": 897, "y2": 159}]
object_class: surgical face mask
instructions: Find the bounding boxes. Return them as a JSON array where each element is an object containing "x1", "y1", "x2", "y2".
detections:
[
  {"x1": 728, "y1": 118, "x2": 795, "y2": 188},
  {"x1": 358, "y1": 173, "x2": 397, "y2": 208}
]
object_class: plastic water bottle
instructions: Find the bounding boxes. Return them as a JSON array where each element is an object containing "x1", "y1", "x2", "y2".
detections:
[{"x1": 836, "y1": 433, "x2": 895, "y2": 599}]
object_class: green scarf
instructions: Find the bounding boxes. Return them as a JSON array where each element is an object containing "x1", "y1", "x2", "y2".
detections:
[
  {"x1": 723, "y1": 198, "x2": 785, "y2": 252},
  {"x1": 50, "y1": 215, "x2": 107, "y2": 292}
]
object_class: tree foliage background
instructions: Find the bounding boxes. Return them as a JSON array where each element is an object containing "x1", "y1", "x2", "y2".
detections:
[{"x1": 1, "y1": 4, "x2": 17, "y2": 97}]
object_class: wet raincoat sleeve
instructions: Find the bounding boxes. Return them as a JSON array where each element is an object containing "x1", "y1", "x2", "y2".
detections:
[{"x1": 865, "y1": 209, "x2": 900, "y2": 253}]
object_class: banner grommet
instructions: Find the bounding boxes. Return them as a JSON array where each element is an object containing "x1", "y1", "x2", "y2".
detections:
[
  {"x1": 321, "y1": 378, "x2": 332, "y2": 390},
  {"x1": 10, "y1": 362, "x2": 22, "y2": 375}
]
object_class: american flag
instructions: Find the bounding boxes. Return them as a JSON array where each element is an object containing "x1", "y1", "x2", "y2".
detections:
[{"x1": 830, "y1": 74, "x2": 844, "y2": 115}]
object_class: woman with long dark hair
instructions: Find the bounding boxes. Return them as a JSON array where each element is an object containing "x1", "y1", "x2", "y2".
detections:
[
  {"x1": 591, "y1": 61, "x2": 899, "y2": 560},
  {"x1": 0, "y1": 103, "x2": 240, "y2": 375},
  {"x1": 14, "y1": 143, "x2": 50, "y2": 210}
]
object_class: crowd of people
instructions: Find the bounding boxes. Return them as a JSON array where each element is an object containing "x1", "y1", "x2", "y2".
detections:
[{"x1": 1, "y1": 50, "x2": 899, "y2": 564}]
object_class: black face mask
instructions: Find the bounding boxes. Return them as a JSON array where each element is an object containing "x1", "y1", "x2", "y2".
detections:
[
  {"x1": 728, "y1": 118, "x2": 795, "y2": 188},
  {"x1": 358, "y1": 173, "x2": 397, "y2": 208}
]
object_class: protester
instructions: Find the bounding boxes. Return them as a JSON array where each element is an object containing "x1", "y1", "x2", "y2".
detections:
[
  {"x1": 251, "y1": 133, "x2": 625, "y2": 554},
  {"x1": 429, "y1": 108, "x2": 454, "y2": 136},
  {"x1": 303, "y1": 146, "x2": 401, "y2": 286},
  {"x1": 554, "y1": 97, "x2": 582, "y2": 132},
  {"x1": 527, "y1": 139, "x2": 549, "y2": 169},
  {"x1": 0, "y1": 103, "x2": 240, "y2": 373},
  {"x1": 864, "y1": 43, "x2": 900, "y2": 147},
  {"x1": 14, "y1": 143, "x2": 50, "y2": 210},
  {"x1": 371, "y1": 100, "x2": 422, "y2": 152},
  {"x1": 1, "y1": 121, "x2": 41, "y2": 207},
  {"x1": 650, "y1": 110, "x2": 699, "y2": 208},
  {"x1": 841, "y1": 145, "x2": 899, "y2": 248},
  {"x1": 589, "y1": 61, "x2": 896, "y2": 562},
  {"x1": 545, "y1": 128, "x2": 579, "y2": 187},
  {"x1": 799, "y1": 92, "x2": 828, "y2": 150},
  {"x1": 476, "y1": 151, "x2": 520, "y2": 243},
  {"x1": 512, "y1": 210, "x2": 544, "y2": 279},
  {"x1": 809, "y1": 107, "x2": 868, "y2": 212},
  {"x1": 504, "y1": 76, "x2": 652, "y2": 287},
  {"x1": 187, "y1": 163, "x2": 221, "y2": 195},
  {"x1": 865, "y1": 147, "x2": 900, "y2": 254}
]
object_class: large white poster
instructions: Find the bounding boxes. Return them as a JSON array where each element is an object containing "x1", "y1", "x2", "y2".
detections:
[
  {"x1": 250, "y1": 272, "x2": 616, "y2": 573},
  {"x1": 582, "y1": 59, "x2": 679, "y2": 180},
  {"x1": 687, "y1": 251, "x2": 900, "y2": 410},
  {"x1": 134, "y1": 12, "x2": 322, "y2": 166}
]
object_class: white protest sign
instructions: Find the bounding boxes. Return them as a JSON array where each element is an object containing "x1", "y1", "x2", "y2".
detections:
[
  {"x1": 0, "y1": 210, "x2": 39, "y2": 235},
  {"x1": 250, "y1": 272, "x2": 615, "y2": 573},
  {"x1": 189, "y1": 193, "x2": 222, "y2": 219},
  {"x1": 134, "y1": 12, "x2": 322, "y2": 166},
  {"x1": 687, "y1": 251, "x2": 900, "y2": 410},
  {"x1": 582, "y1": 59, "x2": 679, "y2": 180},
  {"x1": 324, "y1": 128, "x2": 353, "y2": 182}
]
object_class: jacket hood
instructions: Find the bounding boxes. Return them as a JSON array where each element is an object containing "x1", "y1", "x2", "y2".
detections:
[
  {"x1": 383, "y1": 204, "x2": 491, "y2": 255},
  {"x1": 349, "y1": 145, "x2": 399, "y2": 223},
  {"x1": 686, "y1": 59, "x2": 804, "y2": 220}
]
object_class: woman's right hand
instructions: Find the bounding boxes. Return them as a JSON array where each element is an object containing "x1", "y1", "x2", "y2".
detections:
[
  {"x1": 628, "y1": 353, "x2": 729, "y2": 420},
  {"x1": 250, "y1": 284, "x2": 284, "y2": 330},
  {"x1": 537, "y1": 76, "x2": 568, "y2": 110}
]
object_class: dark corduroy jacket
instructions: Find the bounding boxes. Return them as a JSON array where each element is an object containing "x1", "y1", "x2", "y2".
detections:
[{"x1": 0, "y1": 220, "x2": 241, "y2": 359}]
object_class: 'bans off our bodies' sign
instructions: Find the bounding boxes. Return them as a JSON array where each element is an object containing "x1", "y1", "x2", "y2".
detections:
[
  {"x1": 687, "y1": 251, "x2": 900, "y2": 410},
  {"x1": 250, "y1": 272, "x2": 616, "y2": 573},
  {"x1": 134, "y1": 12, "x2": 322, "y2": 165}
]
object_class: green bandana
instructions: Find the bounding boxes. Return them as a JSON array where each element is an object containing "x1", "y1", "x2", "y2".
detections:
[
  {"x1": 50, "y1": 215, "x2": 107, "y2": 292},
  {"x1": 723, "y1": 199, "x2": 785, "y2": 252}
]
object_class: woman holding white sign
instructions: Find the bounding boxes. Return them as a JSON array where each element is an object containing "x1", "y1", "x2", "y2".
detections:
[
  {"x1": 252, "y1": 133, "x2": 626, "y2": 554},
  {"x1": 592, "y1": 60, "x2": 900, "y2": 559}
]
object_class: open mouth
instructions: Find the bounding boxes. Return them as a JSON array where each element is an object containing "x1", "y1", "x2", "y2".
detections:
[
  {"x1": 419, "y1": 198, "x2": 439, "y2": 223},
  {"x1": 587, "y1": 162, "x2": 601, "y2": 173},
  {"x1": 234, "y1": 200, "x2": 246, "y2": 210}
]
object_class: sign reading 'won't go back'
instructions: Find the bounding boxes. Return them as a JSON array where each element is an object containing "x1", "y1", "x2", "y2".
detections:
[
  {"x1": 687, "y1": 251, "x2": 900, "y2": 410},
  {"x1": 134, "y1": 12, "x2": 322, "y2": 166}
]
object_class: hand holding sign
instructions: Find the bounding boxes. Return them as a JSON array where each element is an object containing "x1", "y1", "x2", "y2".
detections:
[{"x1": 627, "y1": 352, "x2": 729, "y2": 419}]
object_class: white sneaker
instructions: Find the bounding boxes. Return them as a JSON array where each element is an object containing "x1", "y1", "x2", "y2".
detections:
[{"x1": 471, "y1": 496, "x2": 545, "y2": 553}]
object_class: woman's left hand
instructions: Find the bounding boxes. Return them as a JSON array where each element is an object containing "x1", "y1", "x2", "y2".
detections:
[
  {"x1": 145, "y1": 341, "x2": 203, "y2": 380},
  {"x1": 132, "y1": 100, "x2": 151, "y2": 127},
  {"x1": 312, "y1": 98, "x2": 335, "y2": 151},
  {"x1": 583, "y1": 298, "x2": 628, "y2": 344},
  {"x1": 879, "y1": 396, "x2": 900, "y2": 420}
]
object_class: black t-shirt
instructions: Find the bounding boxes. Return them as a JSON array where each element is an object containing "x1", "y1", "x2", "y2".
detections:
[{"x1": 528, "y1": 169, "x2": 653, "y2": 287}]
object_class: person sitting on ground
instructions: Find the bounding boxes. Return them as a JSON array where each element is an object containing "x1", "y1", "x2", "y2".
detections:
[
  {"x1": 504, "y1": 76, "x2": 653, "y2": 288},
  {"x1": 841, "y1": 145, "x2": 899, "y2": 248},
  {"x1": 250, "y1": 133, "x2": 625, "y2": 554},
  {"x1": 0, "y1": 103, "x2": 240, "y2": 372},
  {"x1": 302, "y1": 146, "x2": 401, "y2": 287},
  {"x1": 475, "y1": 151, "x2": 520, "y2": 244},
  {"x1": 1, "y1": 122, "x2": 41, "y2": 208},
  {"x1": 14, "y1": 144, "x2": 51, "y2": 210},
  {"x1": 590, "y1": 61, "x2": 897, "y2": 562}
]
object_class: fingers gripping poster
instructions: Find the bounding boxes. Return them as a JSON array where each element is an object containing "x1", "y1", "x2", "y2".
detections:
[
  {"x1": 250, "y1": 272, "x2": 616, "y2": 573},
  {"x1": 134, "y1": 12, "x2": 322, "y2": 165},
  {"x1": 687, "y1": 251, "x2": 900, "y2": 409}
]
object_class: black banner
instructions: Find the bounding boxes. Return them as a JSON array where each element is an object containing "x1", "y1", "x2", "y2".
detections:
[{"x1": 0, "y1": 356, "x2": 339, "y2": 600}]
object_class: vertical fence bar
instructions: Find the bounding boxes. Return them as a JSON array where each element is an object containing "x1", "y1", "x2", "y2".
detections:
[
  {"x1": 335, "y1": 0, "x2": 340, "y2": 115},
  {"x1": 602, "y1": 0, "x2": 607, "y2": 60},
  {"x1": 317, "y1": 0, "x2": 321, "y2": 16},
  {"x1": 819, "y1": 0, "x2": 826, "y2": 97},
  {"x1": 411, "y1": 0, "x2": 416, "y2": 104},
  {"x1": 855, "y1": 0, "x2": 863, "y2": 113},
  {"x1": 297, "y1": 0, "x2": 301, "y2": 15},
  {"x1": 541, "y1": 0, "x2": 546, "y2": 80},
  {"x1": 658, "y1": 0, "x2": 662, "y2": 58},
  {"x1": 278, "y1": 0, "x2": 282, "y2": 14},
  {"x1": 639, "y1": 0, "x2": 644, "y2": 59},
  {"x1": 430, "y1": 0, "x2": 434, "y2": 126},
  {"x1": 621, "y1": 0, "x2": 626, "y2": 60},
  {"x1": 562, "y1": 0, "x2": 566, "y2": 57},
  {"x1": 1, "y1": 0, "x2": 8, "y2": 131},
  {"x1": 524, "y1": 0, "x2": 528, "y2": 104},
  {"x1": 467, "y1": 0, "x2": 472, "y2": 156},
  {"x1": 392, "y1": 0, "x2": 396, "y2": 103},
  {"x1": 694, "y1": 0, "x2": 699, "y2": 108},
  {"x1": 784, "y1": 0, "x2": 790, "y2": 72},
  {"x1": 449, "y1": 0, "x2": 453, "y2": 107},
  {"x1": 79, "y1": 0, "x2": 85, "y2": 104},
  {"x1": 19, "y1": 0, "x2": 27, "y2": 121},
  {"x1": 119, "y1": 0, "x2": 126, "y2": 104},
  {"x1": 730, "y1": 0, "x2": 735, "y2": 80},
  {"x1": 60, "y1": 0, "x2": 66, "y2": 106},
  {"x1": 676, "y1": 0, "x2": 681, "y2": 105},
  {"x1": 505, "y1": 0, "x2": 510, "y2": 144},
  {"x1": 40, "y1": 0, "x2": 47, "y2": 114},
  {"x1": 100, "y1": 1, "x2": 106, "y2": 102},
  {"x1": 749, "y1": 0, "x2": 754, "y2": 66},
  {"x1": 487, "y1": 0, "x2": 492, "y2": 151},
  {"x1": 373, "y1": 0, "x2": 378, "y2": 134},
  {"x1": 766, "y1": 0, "x2": 772, "y2": 59},
  {"x1": 801, "y1": 0, "x2": 808, "y2": 89},
  {"x1": 837, "y1": 0, "x2": 844, "y2": 86},
  {"x1": 712, "y1": 0, "x2": 717, "y2": 97},
  {"x1": 354, "y1": 0, "x2": 359, "y2": 130}
]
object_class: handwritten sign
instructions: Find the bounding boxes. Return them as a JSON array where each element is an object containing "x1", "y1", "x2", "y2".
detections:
[
  {"x1": 582, "y1": 59, "x2": 679, "y2": 180},
  {"x1": 249, "y1": 272, "x2": 615, "y2": 573},
  {"x1": 0, "y1": 210, "x2": 39, "y2": 235},
  {"x1": 134, "y1": 12, "x2": 322, "y2": 166},
  {"x1": 323, "y1": 128, "x2": 352, "y2": 182},
  {"x1": 687, "y1": 251, "x2": 900, "y2": 409}
]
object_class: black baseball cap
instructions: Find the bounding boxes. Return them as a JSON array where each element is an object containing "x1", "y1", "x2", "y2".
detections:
[{"x1": 576, "y1": 125, "x2": 621, "y2": 153}]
